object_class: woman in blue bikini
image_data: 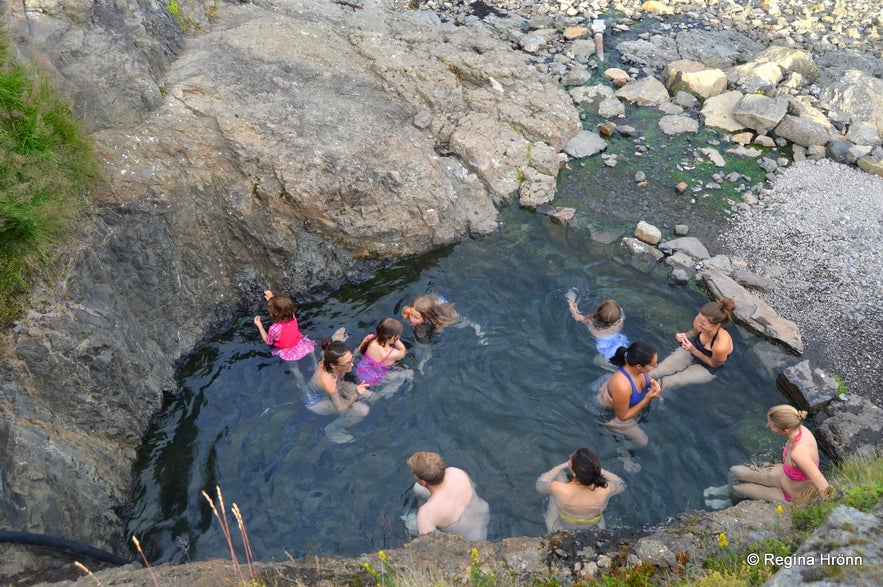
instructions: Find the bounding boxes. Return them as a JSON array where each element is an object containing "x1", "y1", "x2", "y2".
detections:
[{"x1": 595, "y1": 341, "x2": 661, "y2": 447}]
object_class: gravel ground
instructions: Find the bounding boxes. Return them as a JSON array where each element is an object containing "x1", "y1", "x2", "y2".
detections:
[{"x1": 720, "y1": 159, "x2": 883, "y2": 406}]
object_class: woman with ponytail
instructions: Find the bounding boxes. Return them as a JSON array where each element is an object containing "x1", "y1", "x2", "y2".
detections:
[
  {"x1": 595, "y1": 341, "x2": 661, "y2": 447},
  {"x1": 652, "y1": 297, "x2": 736, "y2": 392},
  {"x1": 536, "y1": 448, "x2": 624, "y2": 531},
  {"x1": 730, "y1": 405, "x2": 829, "y2": 504}
]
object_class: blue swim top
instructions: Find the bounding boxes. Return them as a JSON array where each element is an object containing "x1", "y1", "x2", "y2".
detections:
[{"x1": 596, "y1": 332, "x2": 629, "y2": 362}]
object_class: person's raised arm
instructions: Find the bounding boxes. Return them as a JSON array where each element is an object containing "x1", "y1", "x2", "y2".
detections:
[
  {"x1": 254, "y1": 316, "x2": 269, "y2": 342},
  {"x1": 536, "y1": 461, "x2": 569, "y2": 494},
  {"x1": 566, "y1": 290, "x2": 590, "y2": 325},
  {"x1": 602, "y1": 469, "x2": 625, "y2": 496}
]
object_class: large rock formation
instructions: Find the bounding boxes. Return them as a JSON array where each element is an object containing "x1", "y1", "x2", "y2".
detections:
[{"x1": 0, "y1": 0, "x2": 579, "y2": 576}]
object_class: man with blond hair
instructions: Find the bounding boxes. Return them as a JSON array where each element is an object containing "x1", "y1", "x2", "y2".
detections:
[{"x1": 407, "y1": 451, "x2": 489, "y2": 541}]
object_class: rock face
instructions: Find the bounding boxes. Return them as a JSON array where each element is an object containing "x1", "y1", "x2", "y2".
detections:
[
  {"x1": 0, "y1": 0, "x2": 580, "y2": 571},
  {"x1": 699, "y1": 270, "x2": 804, "y2": 354}
]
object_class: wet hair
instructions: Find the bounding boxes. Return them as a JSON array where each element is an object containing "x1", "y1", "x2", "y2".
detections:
[
  {"x1": 407, "y1": 295, "x2": 459, "y2": 327},
  {"x1": 320, "y1": 337, "x2": 350, "y2": 372},
  {"x1": 609, "y1": 341, "x2": 657, "y2": 368},
  {"x1": 359, "y1": 317, "x2": 403, "y2": 354},
  {"x1": 592, "y1": 299, "x2": 622, "y2": 328},
  {"x1": 408, "y1": 451, "x2": 446, "y2": 486},
  {"x1": 570, "y1": 448, "x2": 608, "y2": 488},
  {"x1": 767, "y1": 404, "x2": 807, "y2": 431},
  {"x1": 267, "y1": 294, "x2": 297, "y2": 323},
  {"x1": 700, "y1": 297, "x2": 736, "y2": 327}
]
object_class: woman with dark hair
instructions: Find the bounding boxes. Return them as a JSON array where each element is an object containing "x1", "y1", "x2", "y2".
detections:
[
  {"x1": 536, "y1": 448, "x2": 624, "y2": 531},
  {"x1": 306, "y1": 338, "x2": 369, "y2": 414},
  {"x1": 305, "y1": 337, "x2": 371, "y2": 443},
  {"x1": 595, "y1": 341, "x2": 661, "y2": 447},
  {"x1": 651, "y1": 298, "x2": 736, "y2": 391}
]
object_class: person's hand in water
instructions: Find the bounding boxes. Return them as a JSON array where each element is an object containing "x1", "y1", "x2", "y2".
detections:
[{"x1": 565, "y1": 288, "x2": 578, "y2": 305}]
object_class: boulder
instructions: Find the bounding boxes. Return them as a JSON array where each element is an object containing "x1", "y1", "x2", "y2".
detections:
[
  {"x1": 817, "y1": 69, "x2": 883, "y2": 138},
  {"x1": 564, "y1": 131, "x2": 608, "y2": 158},
  {"x1": 665, "y1": 251, "x2": 696, "y2": 276},
  {"x1": 733, "y1": 94, "x2": 789, "y2": 135},
  {"x1": 615, "y1": 36, "x2": 680, "y2": 70},
  {"x1": 731, "y1": 268, "x2": 776, "y2": 291},
  {"x1": 732, "y1": 61, "x2": 783, "y2": 93},
  {"x1": 816, "y1": 395, "x2": 883, "y2": 461},
  {"x1": 699, "y1": 147, "x2": 727, "y2": 167},
  {"x1": 701, "y1": 91, "x2": 746, "y2": 132},
  {"x1": 765, "y1": 505, "x2": 883, "y2": 587},
  {"x1": 857, "y1": 156, "x2": 883, "y2": 177},
  {"x1": 776, "y1": 360, "x2": 841, "y2": 412},
  {"x1": 621, "y1": 237, "x2": 665, "y2": 269},
  {"x1": 846, "y1": 121, "x2": 883, "y2": 147},
  {"x1": 634, "y1": 220, "x2": 662, "y2": 245},
  {"x1": 774, "y1": 115, "x2": 830, "y2": 148},
  {"x1": 673, "y1": 29, "x2": 764, "y2": 69},
  {"x1": 664, "y1": 60, "x2": 728, "y2": 100},
  {"x1": 615, "y1": 77, "x2": 671, "y2": 106},
  {"x1": 570, "y1": 85, "x2": 626, "y2": 118},
  {"x1": 659, "y1": 115, "x2": 699, "y2": 135},
  {"x1": 749, "y1": 46, "x2": 819, "y2": 82},
  {"x1": 658, "y1": 237, "x2": 710, "y2": 260},
  {"x1": 698, "y1": 270, "x2": 804, "y2": 354}
]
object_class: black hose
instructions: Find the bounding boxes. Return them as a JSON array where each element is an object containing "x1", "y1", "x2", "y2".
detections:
[{"x1": 0, "y1": 531, "x2": 132, "y2": 565}]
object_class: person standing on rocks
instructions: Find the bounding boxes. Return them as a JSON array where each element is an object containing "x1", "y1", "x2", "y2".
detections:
[
  {"x1": 595, "y1": 341, "x2": 661, "y2": 447},
  {"x1": 651, "y1": 298, "x2": 735, "y2": 392},
  {"x1": 536, "y1": 448, "x2": 624, "y2": 532},
  {"x1": 729, "y1": 405, "x2": 830, "y2": 504},
  {"x1": 406, "y1": 451, "x2": 490, "y2": 541}
]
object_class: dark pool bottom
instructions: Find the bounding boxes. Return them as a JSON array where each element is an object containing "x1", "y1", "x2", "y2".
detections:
[{"x1": 127, "y1": 208, "x2": 790, "y2": 563}]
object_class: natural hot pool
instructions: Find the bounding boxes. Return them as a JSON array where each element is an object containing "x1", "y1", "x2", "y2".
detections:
[{"x1": 127, "y1": 207, "x2": 791, "y2": 563}]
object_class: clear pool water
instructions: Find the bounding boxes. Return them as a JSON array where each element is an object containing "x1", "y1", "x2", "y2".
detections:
[{"x1": 128, "y1": 207, "x2": 790, "y2": 563}]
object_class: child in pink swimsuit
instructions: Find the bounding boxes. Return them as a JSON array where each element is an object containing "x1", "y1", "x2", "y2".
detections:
[
  {"x1": 356, "y1": 318, "x2": 407, "y2": 385},
  {"x1": 253, "y1": 290, "x2": 315, "y2": 361}
]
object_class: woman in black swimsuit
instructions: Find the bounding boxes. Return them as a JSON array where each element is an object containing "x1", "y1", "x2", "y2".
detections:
[{"x1": 651, "y1": 298, "x2": 735, "y2": 392}]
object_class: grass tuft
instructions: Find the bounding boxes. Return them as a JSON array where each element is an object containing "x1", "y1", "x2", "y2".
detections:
[{"x1": 0, "y1": 32, "x2": 99, "y2": 325}]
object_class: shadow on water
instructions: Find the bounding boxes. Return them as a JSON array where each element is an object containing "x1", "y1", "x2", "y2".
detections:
[{"x1": 127, "y1": 207, "x2": 796, "y2": 564}]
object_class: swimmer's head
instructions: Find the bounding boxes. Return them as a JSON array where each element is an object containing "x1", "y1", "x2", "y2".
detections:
[
  {"x1": 376, "y1": 317, "x2": 404, "y2": 344},
  {"x1": 593, "y1": 299, "x2": 622, "y2": 326},
  {"x1": 569, "y1": 448, "x2": 608, "y2": 488},
  {"x1": 267, "y1": 294, "x2": 297, "y2": 322},
  {"x1": 609, "y1": 340, "x2": 657, "y2": 369},
  {"x1": 767, "y1": 404, "x2": 807, "y2": 432},
  {"x1": 408, "y1": 451, "x2": 446, "y2": 486},
  {"x1": 320, "y1": 338, "x2": 351, "y2": 372},
  {"x1": 407, "y1": 295, "x2": 458, "y2": 328},
  {"x1": 402, "y1": 306, "x2": 424, "y2": 326},
  {"x1": 698, "y1": 297, "x2": 736, "y2": 327}
]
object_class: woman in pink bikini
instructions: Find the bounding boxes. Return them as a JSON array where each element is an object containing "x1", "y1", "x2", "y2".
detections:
[
  {"x1": 730, "y1": 405, "x2": 830, "y2": 504},
  {"x1": 356, "y1": 318, "x2": 407, "y2": 385}
]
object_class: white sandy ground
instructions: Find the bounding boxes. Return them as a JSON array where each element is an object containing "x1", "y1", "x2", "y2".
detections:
[{"x1": 720, "y1": 159, "x2": 883, "y2": 405}]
